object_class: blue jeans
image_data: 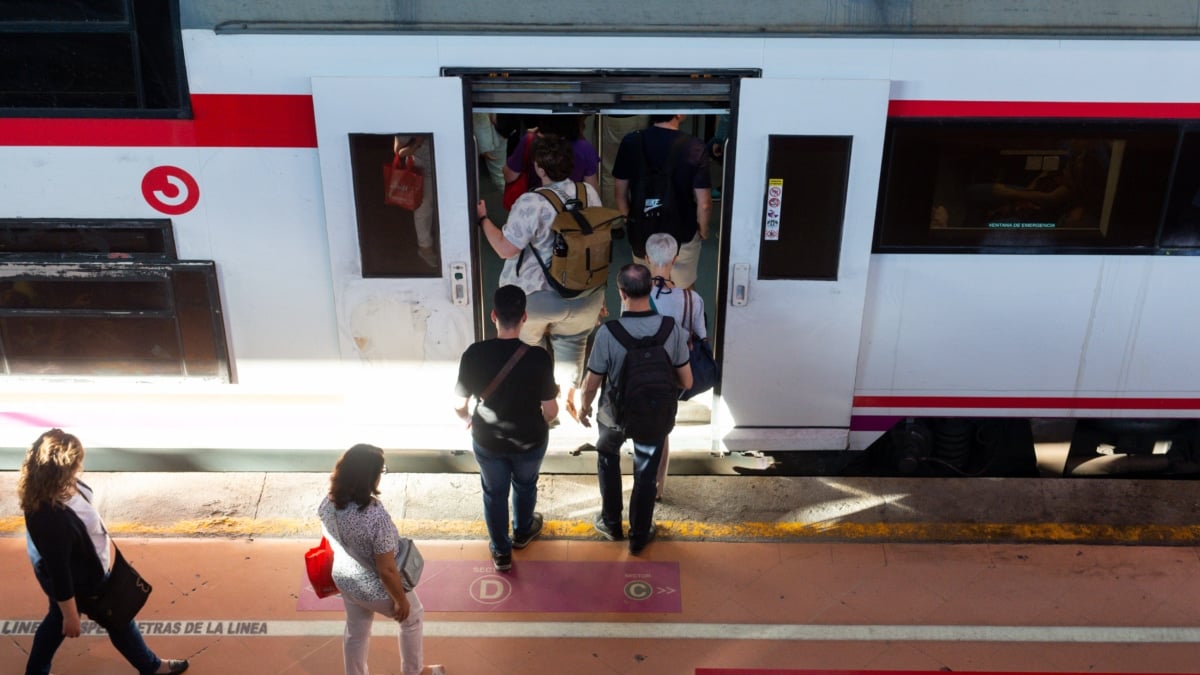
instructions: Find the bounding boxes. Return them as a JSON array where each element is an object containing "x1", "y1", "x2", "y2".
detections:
[
  {"x1": 595, "y1": 424, "x2": 664, "y2": 548},
  {"x1": 473, "y1": 439, "x2": 547, "y2": 555},
  {"x1": 28, "y1": 567, "x2": 161, "y2": 674}
]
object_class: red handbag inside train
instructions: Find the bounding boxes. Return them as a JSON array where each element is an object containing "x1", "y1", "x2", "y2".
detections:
[{"x1": 382, "y1": 153, "x2": 424, "y2": 211}]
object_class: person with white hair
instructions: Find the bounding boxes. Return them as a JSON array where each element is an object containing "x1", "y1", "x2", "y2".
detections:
[{"x1": 642, "y1": 232, "x2": 708, "y2": 499}]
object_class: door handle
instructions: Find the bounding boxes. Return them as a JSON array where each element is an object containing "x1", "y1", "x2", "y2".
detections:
[
  {"x1": 731, "y1": 263, "x2": 749, "y2": 306},
  {"x1": 450, "y1": 262, "x2": 469, "y2": 306}
]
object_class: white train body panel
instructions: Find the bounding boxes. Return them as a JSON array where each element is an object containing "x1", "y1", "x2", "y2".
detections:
[
  {"x1": 857, "y1": 255, "x2": 1200, "y2": 398},
  {"x1": 1, "y1": 30, "x2": 1199, "y2": 454}
]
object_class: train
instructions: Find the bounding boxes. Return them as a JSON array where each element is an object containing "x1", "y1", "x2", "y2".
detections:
[{"x1": 2, "y1": 2, "x2": 1200, "y2": 476}]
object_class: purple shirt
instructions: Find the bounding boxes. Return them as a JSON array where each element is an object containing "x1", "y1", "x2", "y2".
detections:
[{"x1": 506, "y1": 134, "x2": 600, "y2": 187}]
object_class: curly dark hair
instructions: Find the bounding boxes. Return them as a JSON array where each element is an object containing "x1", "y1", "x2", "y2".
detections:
[
  {"x1": 18, "y1": 429, "x2": 84, "y2": 512},
  {"x1": 532, "y1": 133, "x2": 574, "y2": 183},
  {"x1": 329, "y1": 443, "x2": 386, "y2": 511}
]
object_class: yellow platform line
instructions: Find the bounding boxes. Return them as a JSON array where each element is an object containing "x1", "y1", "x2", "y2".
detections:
[{"x1": 3, "y1": 516, "x2": 1200, "y2": 544}]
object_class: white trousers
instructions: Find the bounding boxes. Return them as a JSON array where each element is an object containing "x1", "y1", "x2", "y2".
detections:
[{"x1": 342, "y1": 591, "x2": 425, "y2": 675}]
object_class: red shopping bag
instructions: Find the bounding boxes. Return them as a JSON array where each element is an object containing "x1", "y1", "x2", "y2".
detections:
[
  {"x1": 502, "y1": 173, "x2": 529, "y2": 211},
  {"x1": 383, "y1": 154, "x2": 424, "y2": 210},
  {"x1": 502, "y1": 130, "x2": 536, "y2": 210},
  {"x1": 304, "y1": 537, "x2": 339, "y2": 598}
]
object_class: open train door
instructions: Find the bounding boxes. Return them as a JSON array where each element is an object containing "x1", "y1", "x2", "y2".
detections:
[
  {"x1": 311, "y1": 76, "x2": 475, "y2": 450},
  {"x1": 721, "y1": 79, "x2": 888, "y2": 451}
]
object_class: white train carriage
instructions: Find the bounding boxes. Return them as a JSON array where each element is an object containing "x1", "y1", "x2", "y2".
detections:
[{"x1": 2, "y1": 13, "x2": 1200, "y2": 473}]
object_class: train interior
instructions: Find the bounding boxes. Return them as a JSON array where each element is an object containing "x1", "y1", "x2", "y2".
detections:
[{"x1": 462, "y1": 73, "x2": 734, "y2": 456}]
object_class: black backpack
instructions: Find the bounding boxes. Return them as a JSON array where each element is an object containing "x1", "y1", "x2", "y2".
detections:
[
  {"x1": 627, "y1": 131, "x2": 689, "y2": 258},
  {"x1": 605, "y1": 317, "x2": 679, "y2": 442}
]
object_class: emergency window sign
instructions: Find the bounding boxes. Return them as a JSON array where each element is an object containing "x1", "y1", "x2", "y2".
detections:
[{"x1": 764, "y1": 179, "x2": 783, "y2": 241}]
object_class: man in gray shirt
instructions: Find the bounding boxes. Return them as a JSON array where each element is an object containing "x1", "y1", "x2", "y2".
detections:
[{"x1": 578, "y1": 264, "x2": 692, "y2": 554}]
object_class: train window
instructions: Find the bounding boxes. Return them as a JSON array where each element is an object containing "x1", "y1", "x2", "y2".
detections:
[
  {"x1": 0, "y1": 1, "x2": 128, "y2": 21},
  {"x1": 758, "y1": 135, "x2": 851, "y2": 279},
  {"x1": 348, "y1": 133, "x2": 441, "y2": 277},
  {"x1": 0, "y1": 219, "x2": 176, "y2": 260},
  {"x1": 0, "y1": 0, "x2": 187, "y2": 114},
  {"x1": 0, "y1": 262, "x2": 230, "y2": 380},
  {"x1": 1160, "y1": 128, "x2": 1200, "y2": 248},
  {"x1": 876, "y1": 122, "x2": 1177, "y2": 252}
]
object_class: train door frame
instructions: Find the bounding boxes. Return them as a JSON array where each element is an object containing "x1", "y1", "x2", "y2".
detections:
[{"x1": 453, "y1": 68, "x2": 754, "y2": 453}]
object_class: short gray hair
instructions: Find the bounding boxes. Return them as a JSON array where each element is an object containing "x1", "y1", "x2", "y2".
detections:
[{"x1": 644, "y1": 233, "x2": 678, "y2": 267}]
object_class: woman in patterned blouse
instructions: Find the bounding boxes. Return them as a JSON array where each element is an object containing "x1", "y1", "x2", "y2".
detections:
[{"x1": 317, "y1": 444, "x2": 445, "y2": 675}]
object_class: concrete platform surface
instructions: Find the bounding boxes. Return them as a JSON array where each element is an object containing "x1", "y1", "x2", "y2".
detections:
[{"x1": 3, "y1": 471, "x2": 1200, "y2": 545}]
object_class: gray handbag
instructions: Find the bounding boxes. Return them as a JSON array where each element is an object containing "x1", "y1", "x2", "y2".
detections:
[{"x1": 396, "y1": 537, "x2": 424, "y2": 591}]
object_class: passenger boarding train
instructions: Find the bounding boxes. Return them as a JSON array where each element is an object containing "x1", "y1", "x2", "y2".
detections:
[{"x1": 2, "y1": 3, "x2": 1200, "y2": 476}]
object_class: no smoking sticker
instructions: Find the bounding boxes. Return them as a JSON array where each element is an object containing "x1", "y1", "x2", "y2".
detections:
[
  {"x1": 765, "y1": 179, "x2": 783, "y2": 241},
  {"x1": 142, "y1": 166, "x2": 200, "y2": 215}
]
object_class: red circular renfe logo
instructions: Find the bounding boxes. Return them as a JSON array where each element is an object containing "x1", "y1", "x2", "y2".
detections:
[{"x1": 142, "y1": 166, "x2": 200, "y2": 215}]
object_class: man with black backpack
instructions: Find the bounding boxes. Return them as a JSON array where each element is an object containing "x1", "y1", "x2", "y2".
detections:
[
  {"x1": 578, "y1": 264, "x2": 692, "y2": 555},
  {"x1": 612, "y1": 114, "x2": 712, "y2": 290}
]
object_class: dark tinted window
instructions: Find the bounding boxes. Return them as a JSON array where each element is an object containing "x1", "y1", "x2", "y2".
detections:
[
  {"x1": 349, "y1": 133, "x2": 441, "y2": 277},
  {"x1": 0, "y1": 220, "x2": 175, "y2": 259},
  {"x1": 759, "y1": 135, "x2": 851, "y2": 279},
  {"x1": 0, "y1": 279, "x2": 171, "y2": 311},
  {"x1": 1, "y1": 316, "x2": 182, "y2": 376},
  {"x1": 0, "y1": 263, "x2": 231, "y2": 380},
  {"x1": 0, "y1": 34, "x2": 137, "y2": 108},
  {"x1": 877, "y1": 122, "x2": 1177, "y2": 252},
  {"x1": 0, "y1": 1, "x2": 128, "y2": 21},
  {"x1": 1161, "y1": 128, "x2": 1200, "y2": 248},
  {"x1": 173, "y1": 269, "x2": 225, "y2": 378},
  {"x1": 0, "y1": 0, "x2": 187, "y2": 114}
]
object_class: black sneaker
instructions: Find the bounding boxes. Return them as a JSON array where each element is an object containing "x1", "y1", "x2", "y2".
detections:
[
  {"x1": 512, "y1": 513, "x2": 543, "y2": 550},
  {"x1": 593, "y1": 513, "x2": 624, "y2": 541},
  {"x1": 629, "y1": 523, "x2": 658, "y2": 555},
  {"x1": 492, "y1": 550, "x2": 512, "y2": 572}
]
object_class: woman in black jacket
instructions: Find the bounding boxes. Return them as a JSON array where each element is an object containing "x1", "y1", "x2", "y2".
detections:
[{"x1": 19, "y1": 428, "x2": 188, "y2": 675}]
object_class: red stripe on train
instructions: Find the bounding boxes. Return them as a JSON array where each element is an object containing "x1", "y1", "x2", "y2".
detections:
[
  {"x1": 4, "y1": 96, "x2": 1200, "y2": 148},
  {"x1": 889, "y1": 99, "x2": 1200, "y2": 119},
  {"x1": 0, "y1": 94, "x2": 317, "y2": 148},
  {"x1": 854, "y1": 396, "x2": 1200, "y2": 410}
]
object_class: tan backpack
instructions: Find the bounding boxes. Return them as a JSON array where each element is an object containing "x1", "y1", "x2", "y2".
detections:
[{"x1": 521, "y1": 182, "x2": 625, "y2": 297}]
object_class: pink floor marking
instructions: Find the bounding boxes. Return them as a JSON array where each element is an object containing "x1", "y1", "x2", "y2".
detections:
[{"x1": 298, "y1": 560, "x2": 681, "y2": 613}]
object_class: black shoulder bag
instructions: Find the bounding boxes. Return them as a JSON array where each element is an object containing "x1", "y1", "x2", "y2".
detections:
[{"x1": 73, "y1": 480, "x2": 153, "y2": 630}]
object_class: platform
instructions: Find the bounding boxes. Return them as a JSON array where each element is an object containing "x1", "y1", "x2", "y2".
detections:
[
  {"x1": 3, "y1": 471, "x2": 1200, "y2": 672},
  {"x1": 3, "y1": 536, "x2": 1199, "y2": 673}
]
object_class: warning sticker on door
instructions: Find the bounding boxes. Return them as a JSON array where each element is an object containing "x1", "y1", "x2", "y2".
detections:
[{"x1": 765, "y1": 179, "x2": 783, "y2": 241}]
